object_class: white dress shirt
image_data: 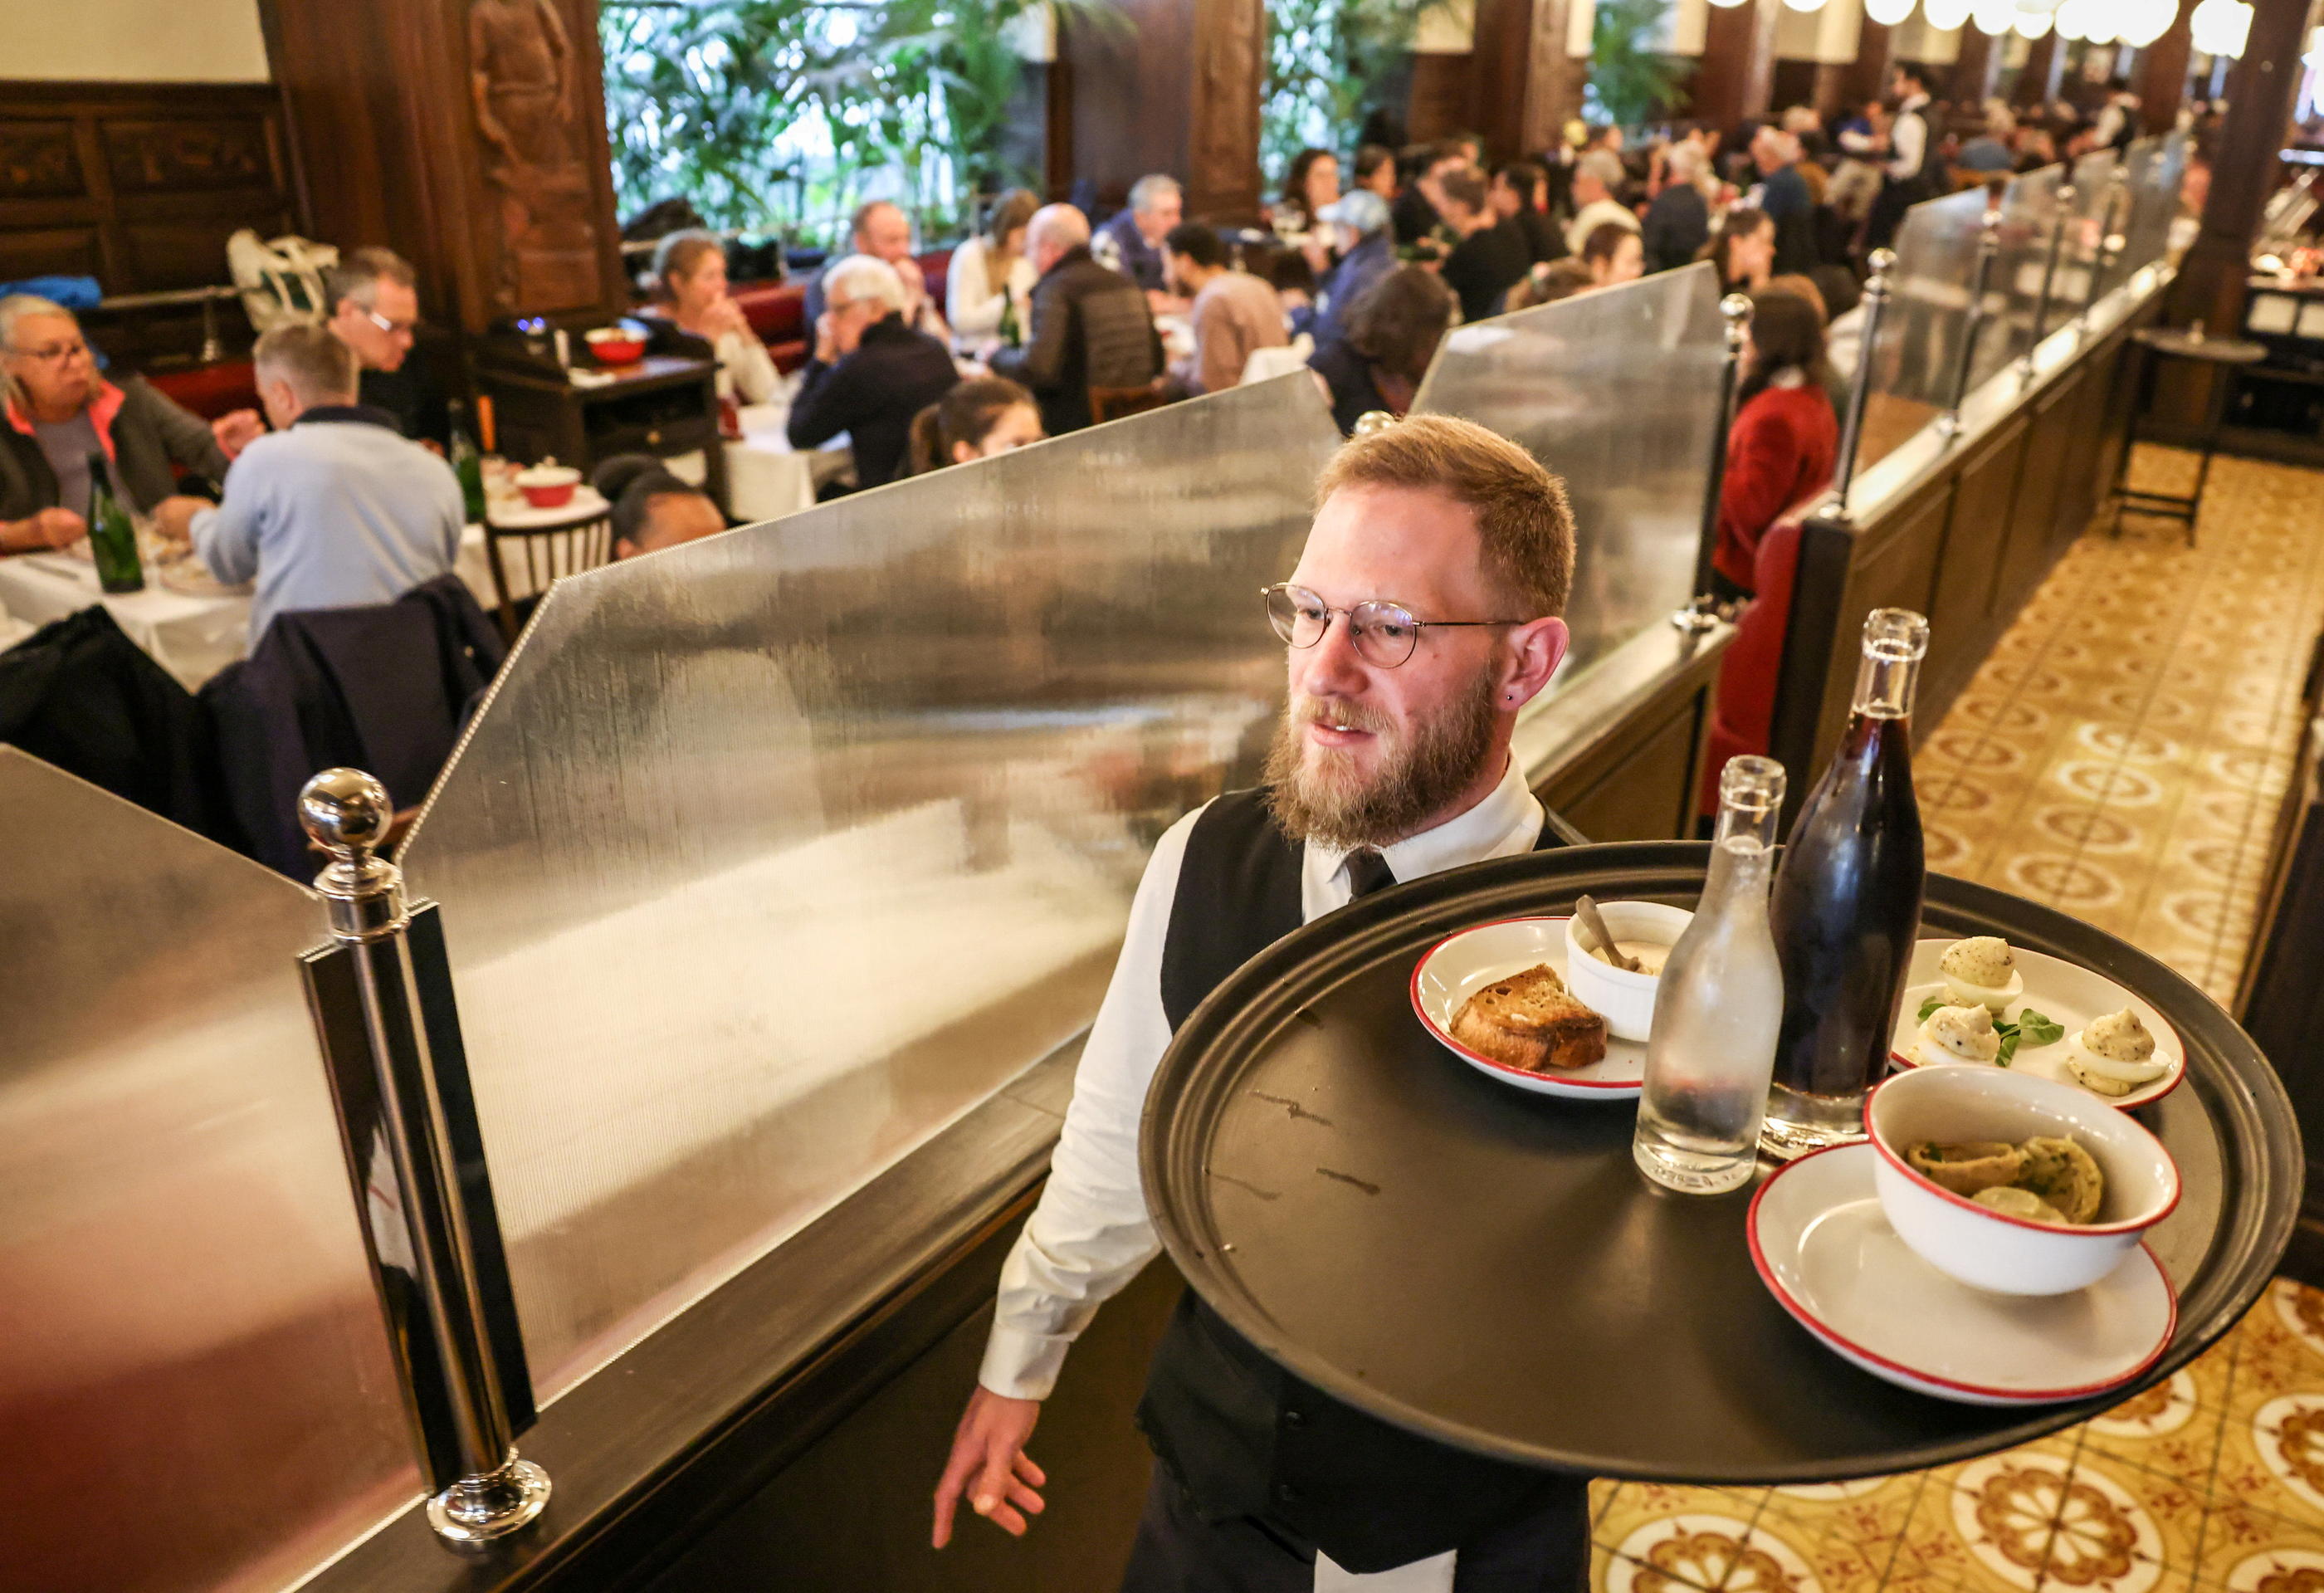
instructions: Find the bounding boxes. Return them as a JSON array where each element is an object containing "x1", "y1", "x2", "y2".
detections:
[
  {"x1": 1887, "y1": 95, "x2": 1931, "y2": 182},
  {"x1": 980, "y1": 757, "x2": 1543, "y2": 1586}
]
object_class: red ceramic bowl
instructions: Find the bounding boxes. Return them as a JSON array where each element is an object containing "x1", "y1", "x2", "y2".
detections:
[
  {"x1": 520, "y1": 481, "x2": 578, "y2": 509},
  {"x1": 586, "y1": 330, "x2": 647, "y2": 365}
]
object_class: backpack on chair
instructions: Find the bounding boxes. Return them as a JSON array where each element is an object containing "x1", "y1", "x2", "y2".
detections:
[{"x1": 227, "y1": 230, "x2": 341, "y2": 332}]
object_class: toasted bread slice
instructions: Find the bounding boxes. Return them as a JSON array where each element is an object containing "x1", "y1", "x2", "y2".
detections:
[{"x1": 1450, "y1": 964, "x2": 1608, "y2": 1072}]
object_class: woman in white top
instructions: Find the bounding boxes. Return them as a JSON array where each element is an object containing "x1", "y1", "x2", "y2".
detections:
[
  {"x1": 647, "y1": 230, "x2": 780, "y2": 404},
  {"x1": 945, "y1": 189, "x2": 1040, "y2": 349}
]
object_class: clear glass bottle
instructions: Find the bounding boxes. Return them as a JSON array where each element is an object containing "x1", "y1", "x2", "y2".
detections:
[
  {"x1": 84, "y1": 451, "x2": 144, "y2": 595},
  {"x1": 1761, "y1": 608, "x2": 1930, "y2": 1158},
  {"x1": 1633, "y1": 755, "x2": 1788, "y2": 1195}
]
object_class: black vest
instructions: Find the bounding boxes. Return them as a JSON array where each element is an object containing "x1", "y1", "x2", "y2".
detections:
[{"x1": 1135, "y1": 787, "x2": 1589, "y2": 1574}]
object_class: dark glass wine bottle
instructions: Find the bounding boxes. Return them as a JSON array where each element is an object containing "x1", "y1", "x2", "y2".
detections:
[
  {"x1": 1760, "y1": 608, "x2": 1929, "y2": 1157},
  {"x1": 84, "y1": 452, "x2": 144, "y2": 594}
]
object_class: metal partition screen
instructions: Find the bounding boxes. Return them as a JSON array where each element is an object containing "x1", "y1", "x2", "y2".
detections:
[
  {"x1": 398, "y1": 375, "x2": 1345, "y2": 1399},
  {"x1": 2119, "y1": 135, "x2": 2188, "y2": 281},
  {"x1": 1860, "y1": 185, "x2": 1992, "y2": 471},
  {"x1": 0, "y1": 751, "x2": 416, "y2": 1592},
  {"x1": 1983, "y1": 166, "x2": 2064, "y2": 388},
  {"x1": 1413, "y1": 262, "x2": 1724, "y2": 688}
]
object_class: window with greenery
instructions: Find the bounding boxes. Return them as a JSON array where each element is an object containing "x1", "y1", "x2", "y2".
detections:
[
  {"x1": 1260, "y1": 0, "x2": 1433, "y2": 184},
  {"x1": 1584, "y1": 0, "x2": 1684, "y2": 130},
  {"x1": 600, "y1": 0, "x2": 1062, "y2": 248}
]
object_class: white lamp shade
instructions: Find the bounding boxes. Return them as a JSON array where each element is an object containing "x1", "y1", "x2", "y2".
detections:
[
  {"x1": 1972, "y1": 0, "x2": 2017, "y2": 32},
  {"x1": 2190, "y1": 0, "x2": 2252, "y2": 56},
  {"x1": 2120, "y1": 0, "x2": 2177, "y2": 46},
  {"x1": 1782, "y1": 0, "x2": 1830, "y2": 12},
  {"x1": 1923, "y1": 0, "x2": 1972, "y2": 27},
  {"x1": 2014, "y1": 7, "x2": 2055, "y2": 36},
  {"x1": 1865, "y1": 0, "x2": 1917, "y2": 22},
  {"x1": 1706, "y1": 0, "x2": 1749, "y2": 9},
  {"x1": 2053, "y1": 0, "x2": 2090, "y2": 37}
]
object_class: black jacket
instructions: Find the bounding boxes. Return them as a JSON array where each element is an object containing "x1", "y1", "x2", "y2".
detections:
[
  {"x1": 0, "y1": 604, "x2": 242, "y2": 848},
  {"x1": 1306, "y1": 336, "x2": 1389, "y2": 437},
  {"x1": 1642, "y1": 183, "x2": 1711, "y2": 275},
  {"x1": 1508, "y1": 209, "x2": 1565, "y2": 266},
  {"x1": 1, "y1": 376, "x2": 228, "y2": 521},
  {"x1": 1444, "y1": 223, "x2": 1532, "y2": 322},
  {"x1": 1391, "y1": 188, "x2": 1442, "y2": 246},
  {"x1": 990, "y1": 245, "x2": 1163, "y2": 436},
  {"x1": 785, "y1": 315, "x2": 961, "y2": 488},
  {"x1": 1135, "y1": 788, "x2": 1590, "y2": 1573},
  {"x1": 202, "y1": 573, "x2": 505, "y2": 876}
]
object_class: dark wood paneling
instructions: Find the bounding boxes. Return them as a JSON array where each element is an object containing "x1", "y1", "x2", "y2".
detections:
[
  {"x1": 1543, "y1": 691, "x2": 1712, "y2": 843},
  {"x1": 1997, "y1": 367, "x2": 2079, "y2": 616},
  {"x1": 1058, "y1": 0, "x2": 1260, "y2": 219},
  {"x1": 1687, "y1": 0, "x2": 1780, "y2": 138},
  {"x1": 265, "y1": 0, "x2": 626, "y2": 336},
  {"x1": 1922, "y1": 417, "x2": 2029, "y2": 717},
  {"x1": 0, "y1": 81, "x2": 298, "y2": 300},
  {"x1": 1405, "y1": 52, "x2": 1472, "y2": 144}
]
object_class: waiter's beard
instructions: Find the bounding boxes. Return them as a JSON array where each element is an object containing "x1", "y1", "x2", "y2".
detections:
[{"x1": 1262, "y1": 667, "x2": 1501, "y2": 851}]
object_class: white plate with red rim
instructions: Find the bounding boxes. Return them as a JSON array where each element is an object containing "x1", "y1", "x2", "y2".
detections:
[
  {"x1": 1747, "y1": 1142, "x2": 2177, "y2": 1406},
  {"x1": 1888, "y1": 938, "x2": 2187, "y2": 1110},
  {"x1": 1409, "y1": 917, "x2": 1644, "y2": 1100}
]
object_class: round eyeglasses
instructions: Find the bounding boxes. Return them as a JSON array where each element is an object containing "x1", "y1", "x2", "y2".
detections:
[{"x1": 1262, "y1": 582, "x2": 1526, "y2": 669}]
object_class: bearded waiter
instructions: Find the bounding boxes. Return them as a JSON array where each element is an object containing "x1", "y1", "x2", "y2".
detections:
[{"x1": 934, "y1": 415, "x2": 1587, "y2": 1591}]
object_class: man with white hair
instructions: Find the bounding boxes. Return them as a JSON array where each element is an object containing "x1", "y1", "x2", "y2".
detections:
[
  {"x1": 1563, "y1": 149, "x2": 1638, "y2": 257},
  {"x1": 1092, "y1": 173, "x2": 1186, "y2": 310},
  {"x1": 155, "y1": 323, "x2": 462, "y2": 645},
  {"x1": 785, "y1": 253, "x2": 960, "y2": 489},
  {"x1": 1748, "y1": 125, "x2": 1818, "y2": 275},
  {"x1": 1642, "y1": 140, "x2": 1711, "y2": 274},
  {"x1": 992, "y1": 204, "x2": 1162, "y2": 436}
]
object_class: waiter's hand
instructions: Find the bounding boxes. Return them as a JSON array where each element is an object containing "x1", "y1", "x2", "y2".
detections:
[
  {"x1": 211, "y1": 408, "x2": 266, "y2": 458},
  {"x1": 932, "y1": 1386, "x2": 1045, "y2": 1547}
]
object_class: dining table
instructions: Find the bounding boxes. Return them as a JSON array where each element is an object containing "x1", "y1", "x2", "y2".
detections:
[{"x1": 0, "y1": 530, "x2": 523, "y2": 693}]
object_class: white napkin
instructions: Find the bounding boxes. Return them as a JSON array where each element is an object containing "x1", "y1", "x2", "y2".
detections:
[{"x1": 1315, "y1": 1549, "x2": 1456, "y2": 1592}]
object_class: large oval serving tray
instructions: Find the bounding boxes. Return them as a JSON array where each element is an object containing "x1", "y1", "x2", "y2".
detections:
[{"x1": 1139, "y1": 842, "x2": 2297, "y2": 1483}]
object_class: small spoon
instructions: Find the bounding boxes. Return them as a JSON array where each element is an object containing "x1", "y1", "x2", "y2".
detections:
[{"x1": 1574, "y1": 894, "x2": 1640, "y2": 972}]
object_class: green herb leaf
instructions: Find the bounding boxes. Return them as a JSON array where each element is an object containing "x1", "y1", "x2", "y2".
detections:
[
  {"x1": 1918, "y1": 994, "x2": 1946, "y2": 1023},
  {"x1": 2015, "y1": 1009, "x2": 2066, "y2": 1048},
  {"x1": 1996, "y1": 1029, "x2": 2020, "y2": 1066}
]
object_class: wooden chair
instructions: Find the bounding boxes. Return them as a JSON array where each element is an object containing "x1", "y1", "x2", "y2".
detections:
[
  {"x1": 1089, "y1": 381, "x2": 1171, "y2": 426},
  {"x1": 480, "y1": 499, "x2": 616, "y2": 642}
]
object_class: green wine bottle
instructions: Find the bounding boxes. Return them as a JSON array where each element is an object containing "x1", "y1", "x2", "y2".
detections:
[
  {"x1": 85, "y1": 452, "x2": 144, "y2": 594},
  {"x1": 448, "y1": 398, "x2": 486, "y2": 523}
]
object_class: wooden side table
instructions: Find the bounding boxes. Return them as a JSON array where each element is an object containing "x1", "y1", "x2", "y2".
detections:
[
  {"x1": 2110, "y1": 329, "x2": 2268, "y2": 545},
  {"x1": 476, "y1": 354, "x2": 730, "y2": 516}
]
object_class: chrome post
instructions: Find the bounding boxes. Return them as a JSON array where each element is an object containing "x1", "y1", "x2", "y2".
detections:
[
  {"x1": 198, "y1": 289, "x2": 224, "y2": 366},
  {"x1": 1830, "y1": 248, "x2": 1897, "y2": 516},
  {"x1": 1678, "y1": 291, "x2": 1755, "y2": 630},
  {"x1": 1938, "y1": 202, "x2": 2005, "y2": 440},
  {"x1": 2022, "y1": 182, "x2": 2073, "y2": 382},
  {"x1": 2091, "y1": 164, "x2": 2131, "y2": 312},
  {"x1": 297, "y1": 769, "x2": 549, "y2": 1547}
]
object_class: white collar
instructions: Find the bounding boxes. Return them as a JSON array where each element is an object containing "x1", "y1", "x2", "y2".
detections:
[
  {"x1": 1770, "y1": 367, "x2": 1807, "y2": 389},
  {"x1": 1311, "y1": 753, "x2": 1540, "y2": 892}
]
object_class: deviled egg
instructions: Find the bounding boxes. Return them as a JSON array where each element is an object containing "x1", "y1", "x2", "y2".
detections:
[
  {"x1": 1916, "y1": 1002, "x2": 2003, "y2": 1068},
  {"x1": 1939, "y1": 936, "x2": 2024, "y2": 1014},
  {"x1": 2066, "y1": 1008, "x2": 2167, "y2": 1097}
]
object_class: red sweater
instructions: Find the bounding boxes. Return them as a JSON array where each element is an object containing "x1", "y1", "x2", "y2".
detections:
[{"x1": 1713, "y1": 380, "x2": 1837, "y2": 594}]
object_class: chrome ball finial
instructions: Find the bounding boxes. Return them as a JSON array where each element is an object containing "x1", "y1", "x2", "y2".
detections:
[
  {"x1": 1868, "y1": 248, "x2": 1898, "y2": 281},
  {"x1": 300, "y1": 767, "x2": 393, "y2": 859},
  {"x1": 1352, "y1": 409, "x2": 1399, "y2": 437}
]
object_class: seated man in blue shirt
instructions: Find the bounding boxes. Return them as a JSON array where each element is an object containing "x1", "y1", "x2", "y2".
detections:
[
  {"x1": 1091, "y1": 173, "x2": 1188, "y2": 315},
  {"x1": 159, "y1": 322, "x2": 463, "y2": 644}
]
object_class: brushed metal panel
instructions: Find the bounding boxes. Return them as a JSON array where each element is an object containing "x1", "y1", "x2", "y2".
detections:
[
  {"x1": 1865, "y1": 185, "x2": 1990, "y2": 452},
  {"x1": 1413, "y1": 262, "x2": 1724, "y2": 691},
  {"x1": 398, "y1": 375, "x2": 1345, "y2": 1400},
  {"x1": 0, "y1": 749, "x2": 416, "y2": 1593}
]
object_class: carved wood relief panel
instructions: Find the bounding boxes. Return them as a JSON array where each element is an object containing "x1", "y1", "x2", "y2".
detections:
[
  {"x1": 466, "y1": 0, "x2": 607, "y2": 315},
  {"x1": 0, "y1": 84, "x2": 298, "y2": 297}
]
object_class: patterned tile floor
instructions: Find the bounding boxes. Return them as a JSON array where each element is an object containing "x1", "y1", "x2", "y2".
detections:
[{"x1": 1584, "y1": 447, "x2": 2324, "y2": 1593}]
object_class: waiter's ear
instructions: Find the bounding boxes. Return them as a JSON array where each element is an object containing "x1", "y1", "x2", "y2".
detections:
[{"x1": 1497, "y1": 615, "x2": 1568, "y2": 711}]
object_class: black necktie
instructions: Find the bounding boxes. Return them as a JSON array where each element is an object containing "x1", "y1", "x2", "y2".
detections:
[{"x1": 1345, "y1": 848, "x2": 1397, "y2": 900}]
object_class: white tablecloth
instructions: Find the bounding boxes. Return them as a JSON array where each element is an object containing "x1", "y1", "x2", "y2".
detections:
[
  {"x1": 0, "y1": 530, "x2": 512, "y2": 691},
  {"x1": 716, "y1": 394, "x2": 854, "y2": 525}
]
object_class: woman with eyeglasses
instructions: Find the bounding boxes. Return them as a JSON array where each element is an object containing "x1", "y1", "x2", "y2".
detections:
[{"x1": 0, "y1": 294, "x2": 261, "y2": 555}]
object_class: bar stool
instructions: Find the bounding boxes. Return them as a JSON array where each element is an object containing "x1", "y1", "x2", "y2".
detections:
[{"x1": 2108, "y1": 325, "x2": 2267, "y2": 546}]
